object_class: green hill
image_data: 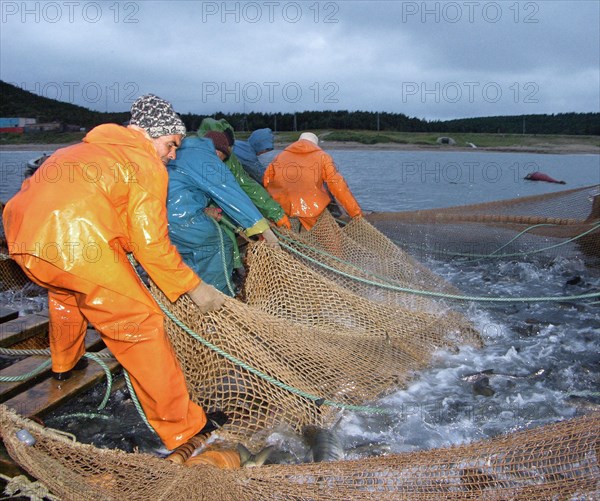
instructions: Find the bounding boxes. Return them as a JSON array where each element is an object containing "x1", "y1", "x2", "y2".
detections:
[
  {"x1": 0, "y1": 80, "x2": 128, "y2": 128},
  {"x1": 1, "y1": 80, "x2": 598, "y2": 136}
]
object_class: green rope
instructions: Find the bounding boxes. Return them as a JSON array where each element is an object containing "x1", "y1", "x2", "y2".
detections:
[
  {"x1": 84, "y1": 353, "x2": 113, "y2": 410},
  {"x1": 395, "y1": 222, "x2": 600, "y2": 260},
  {"x1": 0, "y1": 348, "x2": 113, "y2": 410},
  {"x1": 49, "y1": 412, "x2": 112, "y2": 422},
  {"x1": 568, "y1": 391, "x2": 600, "y2": 399},
  {"x1": 274, "y1": 231, "x2": 600, "y2": 303},
  {"x1": 0, "y1": 347, "x2": 114, "y2": 359},
  {"x1": 209, "y1": 217, "x2": 236, "y2": 296},
  {"x1": 126, "y1": 253, "x2": 392, "y2": 415},
  {"x1": 217, "y1": 215, "x2": 246, "y2": 236},
  {"x1": 491, "y1": 221, "x2": 600, "y2": 257},
  {"x1": 122, "y1": 368, "x2": 157, "y2": 434},
  {"x1": 0, "y1": 359, "x2": 52, "y2": 382}
]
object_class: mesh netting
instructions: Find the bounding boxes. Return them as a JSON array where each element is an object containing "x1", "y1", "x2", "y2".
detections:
[
  {"x1": 0, "y1": 253, "x2": 30, "y2": 292},
  {"x1": 1, "y1": 405, "x2": 598, "y2": 500},
  {"x1": 1, "y1": 186, "x2": 599, "y2": 499},
  {"x1": 1, "y1": 200, "x2": 32, "y2": 292},
  {"x1": 149, "y1": 231, "x2": 480, "y2": 447},
  {"x1": 277, "y1": 212, "x2": 466, "y2": 312},
  {"x1": 366, "y1": 185, "x2": 600, "y2": 264}
]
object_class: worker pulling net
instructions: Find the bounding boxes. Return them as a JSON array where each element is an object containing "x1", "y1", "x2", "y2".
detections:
[{"x1": 1, "y1": 190, "x2": 599, "y2": 499}]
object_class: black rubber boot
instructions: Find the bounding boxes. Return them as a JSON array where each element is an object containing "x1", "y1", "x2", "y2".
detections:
[
  {"x1": 199, "y1": 410, "x2": 229, "y2": 435},
  {"x1": 51, "y1": 357, "x2": 89, "y2": 381}
]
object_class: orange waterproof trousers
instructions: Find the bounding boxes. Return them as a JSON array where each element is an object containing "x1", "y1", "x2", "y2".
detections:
[{"x1": 14, "y1": 255, "x2": 207, "y2": 450}]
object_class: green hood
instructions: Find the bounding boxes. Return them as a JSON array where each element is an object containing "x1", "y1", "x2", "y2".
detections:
[{"x1": 198, "y1": 118, "x2": 235, "y2": 145}]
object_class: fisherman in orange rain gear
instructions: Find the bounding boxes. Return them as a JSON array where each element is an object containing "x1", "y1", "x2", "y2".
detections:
[
  {"x1": 2, "y1": 94, "x2": 227, "y2": 451},
  {"x1": 263, "y1": 132, "x2": 362, "y2": 230}
]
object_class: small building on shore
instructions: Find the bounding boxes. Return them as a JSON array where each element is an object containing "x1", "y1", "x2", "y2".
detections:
[{"x1": 1, "y1": 117, "x2": 62, "y2": 134}]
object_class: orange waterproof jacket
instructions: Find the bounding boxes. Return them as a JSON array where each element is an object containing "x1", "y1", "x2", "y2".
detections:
[
  {"x1": 3, "y1": 124, "x2": 200, "y2": 301},
  {"x1": 263, "y1": 139, "x2": 361, "y2": 229}
]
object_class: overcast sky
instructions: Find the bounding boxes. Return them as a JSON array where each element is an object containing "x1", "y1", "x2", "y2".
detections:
[{"x1": 1, "y1": 0, "x2": 599, "y2": 120}]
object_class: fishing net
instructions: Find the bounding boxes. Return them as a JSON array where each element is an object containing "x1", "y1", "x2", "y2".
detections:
[
  {"x1": 366, "y1": 185, "x2": 600, "y2": 265},
  {"x1": 0, "y1": 254, "x2": 30, "y2": 292},
  {"x1": 1, "y1": 186, "x2": 599, "y2": 499},
  {"x1": 1, "y1": 405, "x2": 598, "y2": 499},
  {"x1": 1, "y1": 202, "x2": 33, "y2": 292},
  {"x1": 273, "y1": 212, "x2": 468, "y2": 313},
  {"x1": 149, "y1": 232, "x2": 480, "y2": 447}
]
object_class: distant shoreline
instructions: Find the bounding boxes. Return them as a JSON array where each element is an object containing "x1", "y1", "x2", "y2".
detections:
[
  {"x1": 1, "y1": 141, "x2": 599, "y2": 155},
  {"x1": 0, "y1": 143, "x2": 75, "y2": 152},
  {"x1": 288, "y1": 141, "x2": 600, "y2": 155}
]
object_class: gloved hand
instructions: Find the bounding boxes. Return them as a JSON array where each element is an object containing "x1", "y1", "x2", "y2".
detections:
[
  {"x1": 187, "y1": 281, "x2": 226, "y2": 313},
  {"x1": 261, "y1": 228, "x2": 280, "y2": 249},
  {"x1": 204, "y1": 207, "x2": 223, "y2": 221},
  {"x1": 276, "y1": 214, "x2": 291, "y2": 229}
]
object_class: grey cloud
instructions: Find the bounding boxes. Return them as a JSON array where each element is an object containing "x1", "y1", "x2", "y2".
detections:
[{"x1": 0, "y1": 0, "x2": 597, "y2": 119}]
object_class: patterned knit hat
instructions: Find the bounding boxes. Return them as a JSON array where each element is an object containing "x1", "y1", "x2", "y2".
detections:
[{"x1": 129, "y1": 94, "x2": 186, "y2": 138}]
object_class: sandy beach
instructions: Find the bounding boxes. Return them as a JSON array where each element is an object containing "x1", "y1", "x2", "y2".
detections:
[{"x1": 1, "y1": 141, "x2": 599, "y2": 155}]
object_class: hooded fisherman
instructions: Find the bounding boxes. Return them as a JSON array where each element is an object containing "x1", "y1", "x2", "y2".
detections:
[
  {"x1": 197, "y1": 118, "x2": 290, "y2": 275},
  {"x1": 264, "y1": 132, "x2": 363, "y2": 230},
  {"x1": 166, "y1": 130, "x2": 279, "y2": 295},
  {"x1": 197, "y1": 119, "x2": 290, "y2": 230},
  {"x1": 2, "y1": 94, "x2": 227, "y2": 451},
  {"x1": 232, "y1": 128, "x2": 274, "y2": 184}
]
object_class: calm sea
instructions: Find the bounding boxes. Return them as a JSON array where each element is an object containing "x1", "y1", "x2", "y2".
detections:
[
  {"x1": 2, "y1": 147, "x2": 599, "y2": 456},
  {"x1": 2, "y1": 148, "x2": 599, "y2": 209}
]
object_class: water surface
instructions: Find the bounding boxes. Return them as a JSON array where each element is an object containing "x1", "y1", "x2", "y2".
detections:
[{"x1": 1, "y1": 148, "x2": 598, "y2": 456}]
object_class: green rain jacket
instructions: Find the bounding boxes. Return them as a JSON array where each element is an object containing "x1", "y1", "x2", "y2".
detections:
[{"x1": 198, "y1": 118, "x2": 286, "y2": 223}]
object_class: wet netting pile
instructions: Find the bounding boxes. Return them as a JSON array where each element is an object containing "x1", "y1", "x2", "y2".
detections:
[{"x1": 1, "y1": 186, "x2": 599, "y2": 500}]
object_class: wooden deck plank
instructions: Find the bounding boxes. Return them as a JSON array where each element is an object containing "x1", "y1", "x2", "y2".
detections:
[
  {"x1": 0, "y1": 330, "x2": 105, "y2": 402},
  {"x1": 2, "y1": 347, "x2": 120, "y2": 418},
  {"x1": 0, "y1": 314, "x2": 48, "y2": 347},
  {"x1": 0, "y1": 307, "x2": 19, "y2": 323}
]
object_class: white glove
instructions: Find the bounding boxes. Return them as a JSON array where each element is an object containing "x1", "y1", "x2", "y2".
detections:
[
  {"x1": 261, "y1": 228, "x2": 280, "y2": 249},
  {"x1": 187, "y1": 281, "x2": 226, "y2": 313}
]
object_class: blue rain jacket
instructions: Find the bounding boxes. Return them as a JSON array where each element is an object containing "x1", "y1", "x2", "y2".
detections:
[
  {"x1": 167, "y1": 136, "x2": 268, "y2": 295},
  {"x1": 233, "y1": 128, "x2": 274, "y2": 183}
]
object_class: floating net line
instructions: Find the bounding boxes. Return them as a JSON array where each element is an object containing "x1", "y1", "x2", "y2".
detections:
[
  {"x1": 1, "y1": 187, "x2": 599, "y2": 499},
  {"x1": 366, "y1": 184, "x2": 600, "y2": 265}
]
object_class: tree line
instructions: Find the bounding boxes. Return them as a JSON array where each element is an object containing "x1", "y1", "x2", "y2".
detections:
[
  {"x1": 187, "y1": 110, "x2": 599, "y2": 136},
  {"x1": 2, "y1": 81, "x2": 598, "y2": 135}
]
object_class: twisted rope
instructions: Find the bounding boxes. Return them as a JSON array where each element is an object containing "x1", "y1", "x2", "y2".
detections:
[{"x1": 274, "y1": 231, "x2": 600, "y2": 303}]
